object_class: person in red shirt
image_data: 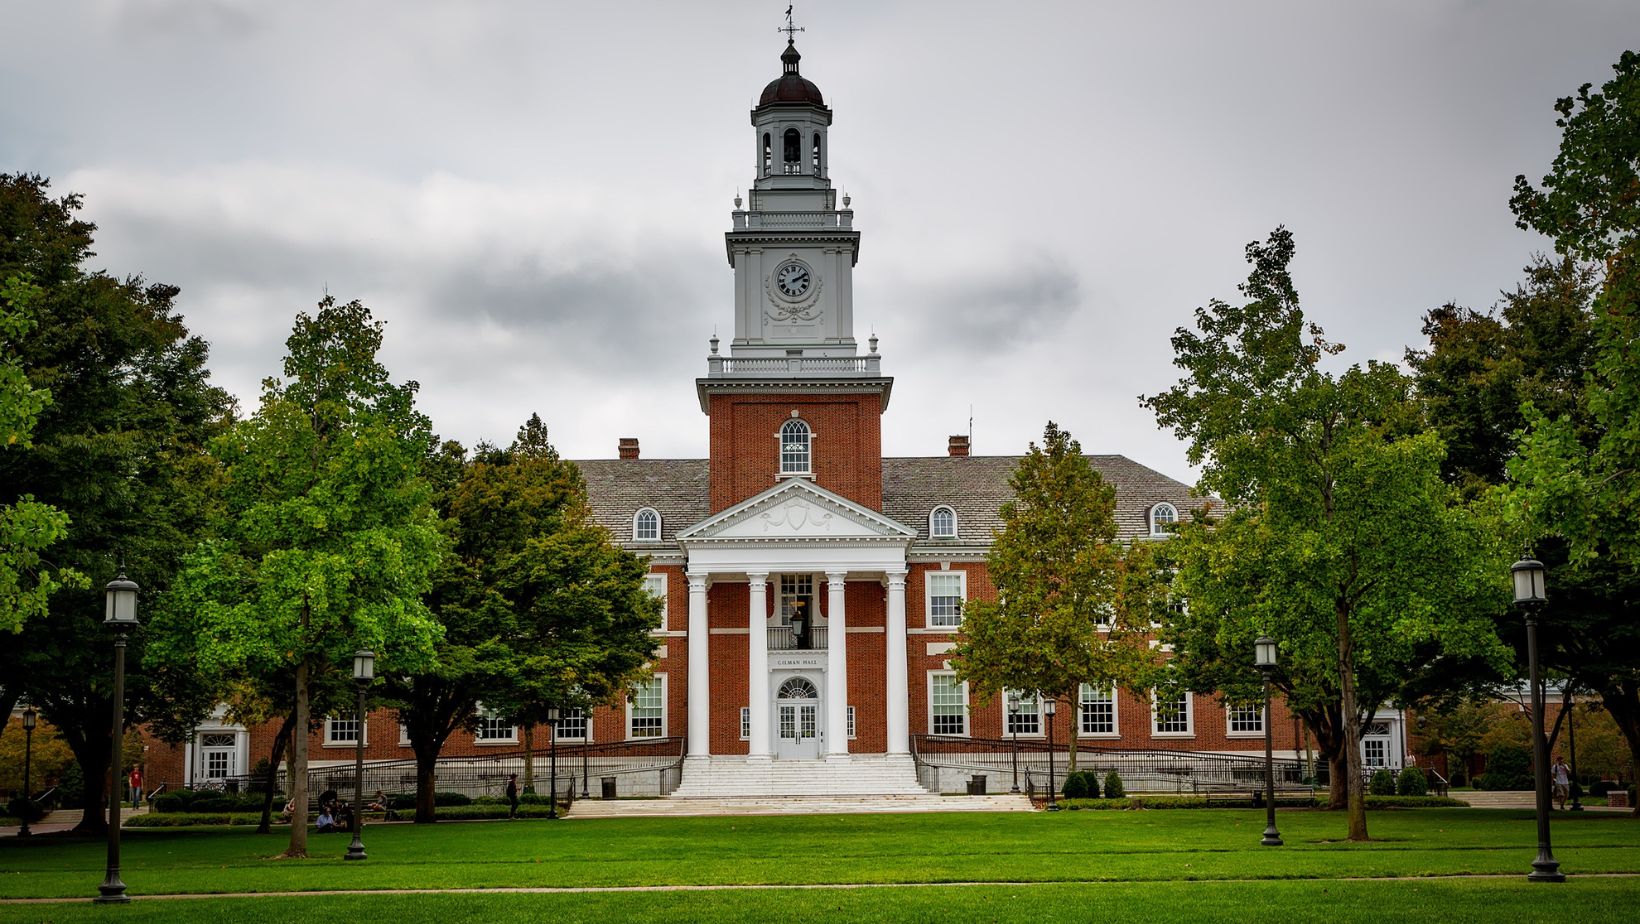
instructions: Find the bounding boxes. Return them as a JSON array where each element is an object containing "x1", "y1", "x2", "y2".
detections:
[{"x1": 128, "y1": 767, "x2": 143, "y2": 809}]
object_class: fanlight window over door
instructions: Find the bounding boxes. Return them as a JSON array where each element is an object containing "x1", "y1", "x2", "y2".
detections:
[{"x1": 777, "y1": 677, "x2": 819, "y2": 700}]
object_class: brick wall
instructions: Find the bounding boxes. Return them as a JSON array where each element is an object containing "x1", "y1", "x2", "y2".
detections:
[{"x1": 708, "y1": 392, "x2": 883, "y2": 512}]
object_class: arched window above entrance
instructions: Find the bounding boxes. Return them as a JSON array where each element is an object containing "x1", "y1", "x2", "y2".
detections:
[
  {"x1": 780, "y1": 418, "x2": 812, "y2": 474},
  {"x1": 777, "y1": 677, "x2": 819, "y2": 699}
]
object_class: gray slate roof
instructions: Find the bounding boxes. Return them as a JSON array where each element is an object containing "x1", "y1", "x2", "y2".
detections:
[{"x1": 574, "y1": 455, "x2": 1200, "y2": 545}]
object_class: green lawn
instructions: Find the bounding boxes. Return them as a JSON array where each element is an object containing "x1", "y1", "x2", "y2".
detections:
[{"x1": 3, "y1": 809, "x2": 1637, "y2": 922}]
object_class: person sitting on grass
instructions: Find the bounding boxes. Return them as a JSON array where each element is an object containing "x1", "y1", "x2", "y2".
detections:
[{"x1": 315, "y1": 806, "x2": 337, "y2": 832}]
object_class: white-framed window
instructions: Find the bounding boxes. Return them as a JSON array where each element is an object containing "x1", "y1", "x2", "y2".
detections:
[
  {"x1": 398, "y1": 722, "x2": 412, "y2": 746},
  {"x1": 847, "y1": 705, "x2": 857, "y2": 739},
  {"x1": 475, "y1": 712, "x2": 517, "y2": 744},
  {"x1": 1004, "y1": 689, "x2": 1042, "y2": 736},
  {"x1": 1150, "y1": 503, "x2": 1179, "y2": 536},
  {"x1": 929, "y1": 505, "x2": 957, "y2": 539},
  {"x1": 929, "y1": 672, "x2": 968, "y2": 736},
  {"x1": 926, "y1": 571, "x2": 966, "y2": 628},
  {"x1": 779, "y1": 573, "x2": 814, "y2": 626},
  {"x1": 324, "y1": 716, "x2": 365, "y2": 746},
  {"x1": 557, "y1": 707, "x2": 588, "y2": 741},
  {"x1": 779, "y1": 418, "x2": 812, "y2": 474},
  {"x1": 644, "y1": 573, "x2": 668, "y2": 624},
  {"x1": 1227, "y1": 701, "x2": 1265, "y2": 736},
  {"x1": 1079, "y1": 683, "x2": 1118, "y2": 736},
  {"x1": 634, "y1": 507, "x2": 661, "y2": 542},
  {"x1": 740, "y1": 707, "x2": 751, "y2": 740},
  {"x1": 629, "y1": 675, "x2": 666, "y2": 739},
  {"x1": 1151, "y1": 685, "x2": 1194, "y2": 736}
]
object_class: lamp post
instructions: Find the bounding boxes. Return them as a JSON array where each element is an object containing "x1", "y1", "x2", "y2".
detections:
[
  {"x1": 1043, "y1": 697, "x2": 1060, "y2": 811},
  {"x1": 96, "y1": 573, "x2": 139, "y2": 904},
  {"x1": 345, "y1": 649, "x2": 374, "y2": 862},
  {"x1": 1254, "y1": 636, "x2": 1283, "y2": 847},
  {"x1": 1568, "y1": 696, "x2": 1583, "y2": 812},
  {"x1": 546, "y1": 706, "x2": 561, "y2": 820},
  {"x1": 1512, "y1": 554, "x2": 1563, "y2": 882},
  {"x1": 1007, "y1": 691, "x2": 1021, "y2": 794},
  {"x1": 19, "y1": 706, "x2": 37, "y2": 838}
]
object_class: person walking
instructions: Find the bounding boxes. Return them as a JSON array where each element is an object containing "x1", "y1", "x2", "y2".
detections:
[
  {"x1": 506, "y1": 773, "x2": 520, "y2": 820},
  {"x1": 1552, "y1": 754, "x2": 1572, "y2": 811},
  {"x1": 128, "y1": 766, "x2": 143, "y2": 809}
]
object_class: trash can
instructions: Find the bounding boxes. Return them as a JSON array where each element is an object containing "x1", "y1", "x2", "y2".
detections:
[
  {"x1": 966, "y1": 775, "x2": 988, "y2": 795},
  {"x1": 601, "y1": 776, "x2": 618, "y2": 799}
]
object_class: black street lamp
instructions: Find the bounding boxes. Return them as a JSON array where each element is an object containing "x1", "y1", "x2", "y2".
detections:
[
  {"x1": 547, "y1": 706, "x2": 561, "y2": 820},
  {"x1": 96, "y1": 573, "x2": 139, "y2": 904},
  {"x1": 1513, "y1": 554, "x2": 1564, "y2": 882},
  {"x1": 1007, "y1": 691, "x2": 1021, "y2": 794},
  {"x1": 1254, "y1": 636, "x2": 1283, "y2": 847},
  {"x1": 19, "y1": 706, "x2": 37, "y2": 838},
  {"x1": 1043, "y1": 697, "x2": 1060, "y2": 811},
  {"x1": 345, "y1": 650, "x2": 374, "y2": 862}
]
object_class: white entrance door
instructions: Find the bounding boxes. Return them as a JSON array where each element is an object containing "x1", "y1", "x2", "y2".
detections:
[
  {"x1": 1362, "y1": 722, "x2": 1391, "y2": 769},
  {"x1": 199, "y1": 732, "x2": 238, "y2": 781},
  {"x1": 774, "y1": 677, "x2": 822, "y2": 760}
]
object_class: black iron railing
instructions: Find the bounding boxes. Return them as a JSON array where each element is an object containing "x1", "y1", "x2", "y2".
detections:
[
  {"x1": 911, "y1": 734, "x2": 1311, "y2": 796},
  {"x1": 201, "y1": 736, "x2": 687, "y2": 803}
]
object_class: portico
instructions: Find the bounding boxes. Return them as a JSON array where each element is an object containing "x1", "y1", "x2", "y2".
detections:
[{"x1": 676, "y1": 478, "x2": 914, "y2": 765}]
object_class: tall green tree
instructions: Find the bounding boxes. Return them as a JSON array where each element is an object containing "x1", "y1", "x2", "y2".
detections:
[
  {"x1": 0, "y1": 174, "x2": 231, "y2": 832},
  {"x1": 381, "y1": 415, "x2": 661, "y2": 821},
  {"x1": 1503, "y1": 49, "x2": 1640, "y2": 804},
  {"x1": 164, "y1": 296, "x2": 444, "y2": 857},
  {"x1": 950, "y1": 422, "x2": 1165, "y2": 770},
  {"x1": 1143, "y1": 228, "x2": 1510, "y2": 840},
  {"x1": 0, "y1": 273, "x2": 80, "y2": 635}
]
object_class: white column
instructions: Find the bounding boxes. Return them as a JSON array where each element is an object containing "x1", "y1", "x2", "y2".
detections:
[
  {"x1": 747, "y1": 573, "x2": 772, "y2": 759},
  {"x1": 885, "y1": 570, "x2": 910, "y2": 755},
  {"x1": 686, "y1": 572, "x2": 710, "y2": 759},
  {"x1": 825, "y1": 571, "x2": 849, "y2": 758}
]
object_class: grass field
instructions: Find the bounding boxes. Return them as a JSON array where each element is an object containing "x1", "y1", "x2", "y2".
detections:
[{"x1": 3, "y1": 808, "x2": 1637, "y2": 922}]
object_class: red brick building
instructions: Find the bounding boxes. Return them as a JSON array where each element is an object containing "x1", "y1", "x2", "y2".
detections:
[{"x1": 150, "y1": 36, "x2": 1411, "y2": 798}]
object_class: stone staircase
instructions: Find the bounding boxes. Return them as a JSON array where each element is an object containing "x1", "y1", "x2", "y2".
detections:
[
  {"x1": 567, "y1": 793, "x2": 1033, "y2": 818},
  {"x1": 668, "y1": 754, "x2": 929, "y2": 799}
]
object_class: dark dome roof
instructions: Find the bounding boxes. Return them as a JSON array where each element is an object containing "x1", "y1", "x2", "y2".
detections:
[{"x1": 758, "y1": 41, "x2": 824, "y2": 106}]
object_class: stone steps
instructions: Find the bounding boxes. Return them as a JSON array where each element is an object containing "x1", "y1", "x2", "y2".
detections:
[
  {"x1": 567, "y1": 793, "x2": 1034, "y2": 818},
  {"x1": 669, "y1": 754, "x2": 930, "y2": 798}
]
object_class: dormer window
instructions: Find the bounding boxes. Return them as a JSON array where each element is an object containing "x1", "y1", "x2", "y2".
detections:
[
  {"x1": 780, "y1": 419, "x2": 812, "y2": 475},
  {"x1": 634, "y1": 508, "x2": 661, "y2": 542},
  {"x1": 1150, "y1": 503, "x2": 1178, "y2": 537},
  {"x1": 930, "y1": 506, "x2": 957, "y2": 539}
]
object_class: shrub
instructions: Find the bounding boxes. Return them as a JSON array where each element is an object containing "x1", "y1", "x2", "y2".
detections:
[
  {"x1": 5, "y1": 797, "x2": 45, "y2": 823},
  {"x1": 189, "y1": 796, "x2": 242, "y2": 814},
  {"x1": 1590, "y1": 780, "x2": 1614, "y2": 797},
  {"x1": 1362, "y1": 795, "x2": 1468, "y2": 808},
  {"x1": 1369, "y1": 769, "x2": 1396, "y2": 796},
  {"x1": 1102, "y1": 770, "x2": 1125, "y2": 800},
  {"x1": 1062, "y1": 771, "x2": 1089, "y2": 799},
  {"x1": 1396, "y1": 767, "x2": 1429, "y2": 797},
  {"x1": 1476, "y1": 745, "x2": 1534, "y2": 790},
  {"x1": 387, "y1": 790, "x2": 469, "y2": 810},
  {"x1": 150, "y1": 794, "x2": 184, "y2": 813}
]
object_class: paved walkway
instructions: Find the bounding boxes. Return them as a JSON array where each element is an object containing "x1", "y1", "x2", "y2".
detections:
[
  {"x1": 1457, "y1": 790, "x2": 1632, "y2": 813},
  {"x1": 4, "y1": 872, "x2": 1640, "y2": 905},
  {"x1": 566, "y1": 793, "x2": 1034, "y2": 818},
  {"x1": 0, "y1": 805, "x2": 148, "y2": 838}
]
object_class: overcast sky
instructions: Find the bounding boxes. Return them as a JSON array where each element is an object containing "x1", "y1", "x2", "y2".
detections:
[{"x1": 4, "y1": 1, "x2": 1633, "y2": 482}]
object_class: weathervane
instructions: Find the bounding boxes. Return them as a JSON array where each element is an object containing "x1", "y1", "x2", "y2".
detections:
[{"x1": 779, "y1": 5, "x2": 804, "y2": 43}]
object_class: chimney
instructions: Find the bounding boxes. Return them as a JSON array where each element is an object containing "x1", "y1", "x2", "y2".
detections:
[
  {"x1": 948, "y1": 434, "x2": 970, "y2": 457},
  {"x1": 618, "y1": 437, "x2": 640, "y2": 460}
]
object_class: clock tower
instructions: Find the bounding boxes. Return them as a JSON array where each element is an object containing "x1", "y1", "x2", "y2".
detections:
[{"x1": 699, "y1": 32, "x2": 890, "y2": 513}]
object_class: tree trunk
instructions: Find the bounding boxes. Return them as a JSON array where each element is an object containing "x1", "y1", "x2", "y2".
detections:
[
  {"x1": 257, "y1": 710, "x2": 296, "y2": 834},
  {"x1": 414, "y1": 748, "x2": 438, "y2": 823},
  {"x1": 1336, "y1": 600, "x2": 1369, "y2": 841},
  {"x1": 522, "y1": 725, "x2": 536, "y2": 793},
  {"x1": 284, "y1": 652, "x2": 311, "y2": 858},
  {"x1": 74, "y1": 737, "x2": 112, "y2": 836},
  {"x1": 1598, "y1": 680, "x2": 1640, "y2": 817},
  {"x1": 1063, "y1": 693, "x2": 1078, "y2": 773},
  {"x1": 1296, "y1": 702, "x2": 1348, "y2": 809}
]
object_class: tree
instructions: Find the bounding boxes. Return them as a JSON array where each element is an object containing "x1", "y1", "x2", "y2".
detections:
[
  {"x1": 163, "y1": 296, "x2": 444, "y2": 857},
  {"x1": 0, "y1": 174, "x2": 232, "y2": 832},
  {"x1": 0, "y1": 274, "x2": 80, "y2": 635},
  {"x1": 1143, "y1": 227, "x2": 1511, "y2": 840},
  {"x1": 950, "y1": 422, "x2": 1165, "y2": 770},
  {"x1": 381, "y1": 415, "x2": 661, "y2": 821},
  {"x1": 1504, "y1": 49, "x2": 1640, "y2": 809}
]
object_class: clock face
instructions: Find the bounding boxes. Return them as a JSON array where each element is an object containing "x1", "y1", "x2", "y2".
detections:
[{"x1": 775, "y1": 260, "x2": 812, "y2": 298}]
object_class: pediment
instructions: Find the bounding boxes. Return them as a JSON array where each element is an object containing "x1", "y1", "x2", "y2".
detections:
[{"x1": 677, "y1": 479, "x2": 915, "y2": 543}]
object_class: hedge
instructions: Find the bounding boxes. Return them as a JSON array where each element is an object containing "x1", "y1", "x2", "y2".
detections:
[
  {"x1": 4, "y1": 797, "x2": 46, "y2": 823},
  {"x1": 125, "y1": 802, "x2": 565, "y2": 827},
  {"x1": 1056, "y1": 794, "x2": 1469, "y2": 810},
  {"x1": 386, "y1": 791, "x2": 471, "y2": 810}
]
